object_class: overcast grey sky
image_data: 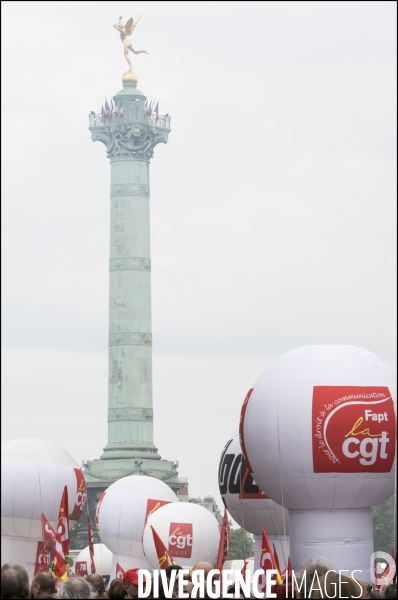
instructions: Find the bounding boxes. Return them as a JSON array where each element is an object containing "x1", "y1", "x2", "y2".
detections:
[{"x1": 2, "y1": 1, "x2": 396, "y2": 517}]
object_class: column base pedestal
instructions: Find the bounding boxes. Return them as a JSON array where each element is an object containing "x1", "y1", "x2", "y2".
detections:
[
  {"x1": 100, "y1": 441, "x2": 162, "y2": 461},
  {"x1": 80, "y1": 455, "x2": 185, "y2": 545}
]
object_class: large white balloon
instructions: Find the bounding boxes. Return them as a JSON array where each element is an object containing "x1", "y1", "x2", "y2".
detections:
[
  {"x1": 219, "y1": 430, "x2": 289, "y2": 571},
  {"x1": 143, "y1": 502, "x2": 220, "y2": 569},
  {"x1": 239, "y1": 345, "x2": 396, "y2": 581},
  {"x1": 1, "y1": 438, "x2": 87, "y2": 577},
  {"x1": 97, "y1": 475, "x2": 178, "y2": 568}
]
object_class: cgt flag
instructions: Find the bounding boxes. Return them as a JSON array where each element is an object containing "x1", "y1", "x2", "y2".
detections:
[
  {"x1": 215, "y1": 508, "x2": 230, "y2": 572},
  {"x1": 116, "y1": 563, "x2": 125, "y2": 580},
  {"x1": 34, "y1": 542, "x2": 50, "y2": 575},
  {"x1": 52, "y1": 486, "x2": 70, "y2": 581},
  {"x1": 87, "y1": 515, "x2": 96, "y2": 574},
  {"x1": 41, "y1": 514, "x2": 56, "y2": 549},
  {"x1": 150, "y1": 525, "x2": 176, "y2": 569},
  {"x1": 259, "y1": 524, "x2": 282, "y2": 595}
]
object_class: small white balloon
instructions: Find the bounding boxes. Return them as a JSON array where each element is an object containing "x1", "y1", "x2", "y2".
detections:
[
  {"x1": 97, "y1": 475, "x2": 178, "y2": 557},
  {"x1": 143, "y1": 501, "x2": 220, "y2": 569},
  {"x1": 74, "y1": 543, "x2": 112, "y2": 578}
]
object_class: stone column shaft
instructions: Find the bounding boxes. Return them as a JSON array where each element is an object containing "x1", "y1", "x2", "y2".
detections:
[{"x1": 104, "y1": 158, "x2": 159, "y2": 459}]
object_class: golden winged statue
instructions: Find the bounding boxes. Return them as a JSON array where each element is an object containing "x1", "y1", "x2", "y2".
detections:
[{"x1": 114, "y1": 16, "x2": 149, "y2": 69}]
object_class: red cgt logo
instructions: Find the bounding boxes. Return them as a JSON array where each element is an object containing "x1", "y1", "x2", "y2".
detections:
[
  {"x1": 145, "y1": 499, "x2": 171, "y2": 527},
  {"x1": 70, "y1": 469, "x2": 87, "y2": 521},
  {"x1": 312, "y1": 386, "x2": 396, "y2": 473},
  {"x1": 168, "y1": 522, "x2": 193, "y2": 558}
]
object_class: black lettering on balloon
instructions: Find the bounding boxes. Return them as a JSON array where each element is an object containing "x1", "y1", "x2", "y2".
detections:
[
  {"x1": 219, "y1": 453, "x2": 234, "y2": 495},
  {"x1": 243, "y1": 469, "x2": 260, "y2": 494},
  {"x1": 218, "y1": 439, "x2": 233, "y2": 483},
  {"x1": 228, "y1": 454, "x2": 244, "y2": 494}
]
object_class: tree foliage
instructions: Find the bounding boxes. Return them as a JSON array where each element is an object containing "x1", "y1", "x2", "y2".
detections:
[
  {"x1": 69, "y1": 511, "x2": 85, "y2": 549},
  {"x1": 372, "y1": 494, "x2": 395, "y2": 555},
  {"x1": 227, "y1": 524, "x2": 254, "y2": 561}
]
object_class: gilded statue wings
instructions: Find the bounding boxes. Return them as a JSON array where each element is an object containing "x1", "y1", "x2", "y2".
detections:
[{"x1": 124, "y1": 15, "x2": 143, "y2": 36}]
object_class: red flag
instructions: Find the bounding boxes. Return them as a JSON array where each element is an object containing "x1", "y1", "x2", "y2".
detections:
[
  {"x1": 241, "y1": 559, "x2": 248, "y2": 579},
  {"x1": 150, "y1": 525, "x2": 176, "y2": 569},
  {"x1": 241, "y1": 559, "x2": 249, "y2": 582},
  {"x1": 215, "y1": 508, "x2": 230, "y2": 572},
  {"x1": 34, "y1": 542, "x2": 50, "y2": 575},
  {"x1": 75, "y1": 561, "x2": 88, "y2": 577},
  {"x1": 51, "y1": 486, "x2": 69, "y2": 581},
  {"x1": 281, "y1": 556, "x2": 293, "y2": 580},
  {"x1": 258, "y1": 525, "x2": 282, "y2": 595},
  {"x1": 41, "y1": 514, "x2": 56, "y2": 549},
  {"x1": 116, "y1": 563, "x2": 125, "y2": 580},
  {"x1": 87, "y1": 515, "x2": 96, "y2": 574},
  {"x1": 70, "y1": 468, "x2": 87, "y2": 522},
  {"x1": 273, "y1": 544, "x2": 280, "y2": 574}
]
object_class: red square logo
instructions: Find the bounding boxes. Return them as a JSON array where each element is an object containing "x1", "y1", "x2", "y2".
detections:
[
  {"x1": 312, "y1": 386, "x2": 395, "y2": 473},
  {"x1": 145, "y1": 499, "x2": 171, "y2": 526},
  {"x1": 168, "y1": 522, "x2": 193, "y2": 559}
]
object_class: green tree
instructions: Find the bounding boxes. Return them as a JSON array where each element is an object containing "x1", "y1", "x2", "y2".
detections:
[
  {"x1": 227, "y1": 524, "x2": 254, "y2": 561},
  {"x1": 372, "y1": 494, "x2": 395, "y2": 555}
]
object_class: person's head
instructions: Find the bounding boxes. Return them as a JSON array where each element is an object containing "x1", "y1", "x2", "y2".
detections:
[
  {"x1": 164, "y1": 565, "x2": 184, "y2": 580},
  {"x1": 57, "y1": 577, "x2": 95, "y2": 599},
  {"x1": 191, "y1": 562, "x2": 214, "y2": 577},
  {"x1": 383, "y1": 583, "x2": 397, "y2": 599},
  {"x1": 313, "y1": 572, "x2": 364, "y2": 599},
  {"x1": 86, "y1": 574, "x2": 106, "y2": 598},
  {"x1": 295, "y1": 559, "x2": 334, "y2": 598},
  {"x1": 191, "y1": 563, "x2": 217, "y2": 597},
  {"x1": 226, "y1": 584, "x2": 246, "y2": 599},
  {"x1": 379, "y1": 583, "x2": 388, "y2": 597},
  {"x1": 31, "y1": 572, "x2": 56, "y2": 598},
  {"x1": 1, "y1": 563, "x2": 30, "y2": 599},
  {"x1": 107, "y1": 578, "x2": 126, "y2": 600},
  {"x1": 348, "y1": 577, "x2": 370, "y2": 599},
  {"x1": 122, "y1": 569, "x2": 146, "y2": 599},
  {"x1": 172, "y1": 571, "x2": 192, "y2": 598}
]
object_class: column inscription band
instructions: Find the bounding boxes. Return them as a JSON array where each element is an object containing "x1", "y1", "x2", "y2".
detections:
[
  {"x1": 109, "y1": 258, "x2": 151, "y2": 272},
  {"x1": 108, "y1": 408, "x2": 153, "y2": 422},
  {"x1": 108, "y1": 332, "x2": 152, "y2": 346},
  {"x1": 110, "y1": 184, "x2": 149, "y2": 197}
]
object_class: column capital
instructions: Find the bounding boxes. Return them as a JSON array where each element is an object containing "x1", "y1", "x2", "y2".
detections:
[{"x1": 89, "y1": 115, "x2": 170, "y2": 161}]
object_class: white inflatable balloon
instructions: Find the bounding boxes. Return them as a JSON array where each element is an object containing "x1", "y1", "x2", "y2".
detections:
[
  {"x1": 143, "y1": 502, "x2": 220, "y2": 569},
  {"x1": 109, "y1": 553, "x2": 150, "y2": 582},
  {"x1": 219, "y1": 430, "x2": 289, "y2": 571},
  {"x1": 239, "y1": 345, "x2": 396, "y2": 581},
  {"x1": 97, "y1": 475, "x2": 179, "y2": 578},
  {"x1": 1, "y1": 438, "x2": 87, "y2": 578},
  {"x1": 74, "y1": 543, "x2": 112, "y2": 584}
]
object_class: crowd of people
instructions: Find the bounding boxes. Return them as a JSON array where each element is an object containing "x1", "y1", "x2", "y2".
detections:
[{"x1": 1, "y1": 560, "x2": 396, "y2": 599}]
